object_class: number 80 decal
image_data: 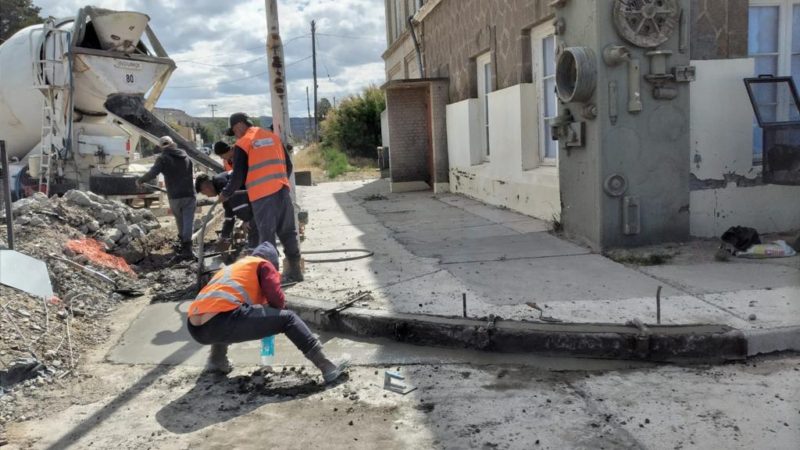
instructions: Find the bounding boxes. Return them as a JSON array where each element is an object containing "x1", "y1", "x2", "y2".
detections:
[{"x1": 125, "y1": 74, "x2": 135, "y2": 83}]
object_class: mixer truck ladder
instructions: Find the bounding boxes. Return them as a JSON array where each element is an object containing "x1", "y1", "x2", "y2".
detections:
[{"x1": 29, "y1": 19, "x2": 71, "y2": 195}]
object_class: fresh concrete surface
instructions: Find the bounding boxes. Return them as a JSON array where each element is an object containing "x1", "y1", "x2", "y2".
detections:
[
  {"x1": 641, "y1": 261, "x2": 800, "y2": 295},
  {"x1": 289, "y1": 179, "x2": 800, "y2": 355},
  {"x1": 107, "y1": 301, "x2": 658, "y2": 371}
]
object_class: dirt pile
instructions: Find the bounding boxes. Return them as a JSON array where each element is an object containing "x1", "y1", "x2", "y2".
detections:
[{"x1": 0, "y1": 191, "x2": 173, "y2": 439}]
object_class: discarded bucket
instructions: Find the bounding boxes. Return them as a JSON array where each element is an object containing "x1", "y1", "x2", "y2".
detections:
[{"x1": 65, "y1": 238, "x2": 136, "y2": 277}]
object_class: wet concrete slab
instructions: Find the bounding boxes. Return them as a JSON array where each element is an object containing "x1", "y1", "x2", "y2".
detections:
[
  {"x1": 107, "y1": 302, "x2": 655, "y2": 371},
  {"x1": 641, "y1": 260, "x2": 800, "y2": 294},
  {"x1": 445, "y1": 255, "x2": 681, "y2": 306},
  {"x1": 401, "y1": 232, "x2": 590, "y2": 264}
]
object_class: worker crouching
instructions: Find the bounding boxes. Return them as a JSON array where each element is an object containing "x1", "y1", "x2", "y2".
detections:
[{"x1": 186, "y1": 242, "x2": 348, "y2": 383}]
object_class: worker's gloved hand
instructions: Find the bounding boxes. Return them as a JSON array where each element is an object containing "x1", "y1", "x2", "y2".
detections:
[
  {"x1": 218, "y1": 194, "x2": 228, "y2": 203},
  {"x1": 242, "y1": 221, "x2": 251, "y2": 232}
]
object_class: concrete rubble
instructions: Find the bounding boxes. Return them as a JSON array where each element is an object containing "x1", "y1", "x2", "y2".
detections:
[{"x1": 0, "y1": 190, "x2": 182, "y2": 439}]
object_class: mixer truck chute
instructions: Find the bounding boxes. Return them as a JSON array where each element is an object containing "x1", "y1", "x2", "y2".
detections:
[{"x1": 0, "y1": 6, "x2": 222, "y2": 201}]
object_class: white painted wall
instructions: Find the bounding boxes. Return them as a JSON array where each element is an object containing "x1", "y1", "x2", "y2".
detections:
[
  {"x1": 446, "y1": 85, "x2": 560, "y2": 221},
  {"x1": 689, "y1": 58, "x2": 800, "y2": 237},
  {"x1": 381, "y1": 109, "x2": 389, "y2": 147}
]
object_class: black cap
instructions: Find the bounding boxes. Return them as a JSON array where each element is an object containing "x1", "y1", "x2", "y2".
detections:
[
  {"x1": 213, "y1": 141, "x2": 230, "y2": 155},
  {"x1": 225, "y1": 112, "x2": 252, "y2": 137}
]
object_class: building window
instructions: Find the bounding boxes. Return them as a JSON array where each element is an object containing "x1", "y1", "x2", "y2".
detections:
[
  {"x1": 476, "y1": 52, "x2": 492, "y2": 160},
  {"x1": 531, "y1": 26, "x2": 558, "y2": 165},
  {"x1": 748, "y1": 0, "x2": 800, "y2": 162},
  {"x1": 394, "y1": 0, "x2": 405, "y2": 41}
]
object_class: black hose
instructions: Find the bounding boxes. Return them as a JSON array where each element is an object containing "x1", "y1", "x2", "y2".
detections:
[{"x1": 303, "y1": 248, "x2": 374, "y2": 264}]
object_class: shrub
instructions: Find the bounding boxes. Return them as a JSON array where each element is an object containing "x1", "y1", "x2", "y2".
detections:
[
  {"x1": 322, "y1": 147, "x2": 350, "y2": 178},
  {"x1": 321, "y1": 85, "x2": 385, "y2": 159}
]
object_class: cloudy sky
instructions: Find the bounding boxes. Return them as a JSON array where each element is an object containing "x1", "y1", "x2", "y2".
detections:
[{"x1": 34, "y1": 0, "x2": 387, "y2": 118}]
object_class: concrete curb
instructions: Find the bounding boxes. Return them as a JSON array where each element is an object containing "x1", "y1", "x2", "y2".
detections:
[
  {"x1": 745, "y1": 326, "x2": 800, "y2": 356},
  {"x1": 288, "y1": 296, "x2": 748, "y2": 362}
]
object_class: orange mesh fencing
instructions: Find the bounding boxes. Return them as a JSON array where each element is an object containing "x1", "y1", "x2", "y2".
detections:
[{"x1": 65, "y1": 238, "x2": 137, "y2": 278}]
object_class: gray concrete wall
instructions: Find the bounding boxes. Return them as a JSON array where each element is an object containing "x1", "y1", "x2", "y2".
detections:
[
  {"x1": 690, "y1": 0, "x2": 749, "y2": 60},
  {"x1": 557, "y1": 0, "x2": 692, "y2": 249}
]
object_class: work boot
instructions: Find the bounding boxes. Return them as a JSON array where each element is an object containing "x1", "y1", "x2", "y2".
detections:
[
  {"x1": 204, "y1": 344, "x2": 232, "y2": 374},
  {"x1": 306, "y1": 346, "x2": 350, "y2": 384},
  {"x1": 282, "y1": 257, "x2": 304, "y2": 282},
  {"x1": 179, "y1": 241, "x2": 196, "y2": 261},
  {"x1": 791, "y1": 235, "x2": 800, "y2": 252}
]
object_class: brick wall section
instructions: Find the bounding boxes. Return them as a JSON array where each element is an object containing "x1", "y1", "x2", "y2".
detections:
[
  {"x1": 386, "y1": 87, "x2": 431, "y2": 183},
  {"x1": 690, "y1": 0, "x2": 748, "y2": 60},
  {"x1": 421, "y1": 0, "x2": 553, "y2": 103}
]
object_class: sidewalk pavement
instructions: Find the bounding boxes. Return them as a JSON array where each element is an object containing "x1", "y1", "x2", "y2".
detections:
[{"x1": 288, "y1": 179, "x2": 799, "y2": 357}]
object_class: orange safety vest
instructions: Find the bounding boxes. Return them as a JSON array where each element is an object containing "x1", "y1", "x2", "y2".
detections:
[
  {"x1": 188, "y1": 257, "x2": 266, "y2": 317},
  {"x1": 236, "y1": 127, "x2": 290, "y2": 202},
  {"x1": 223, "y1": 158, "x2": 233, "y2": 172}
]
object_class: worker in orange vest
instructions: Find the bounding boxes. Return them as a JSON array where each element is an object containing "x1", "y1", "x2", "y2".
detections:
[
  {"x1": 187, "y1": 242, "x2": 348, "y2": 381},
  {"x1": 220, "y1": 113, "x2": 303, "y2": 282},
  {"x1": 213, "y1": 141, "x2": 234, "y2": 172}
]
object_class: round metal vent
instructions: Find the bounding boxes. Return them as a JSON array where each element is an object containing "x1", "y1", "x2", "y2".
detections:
[
  {"x1": 603, "y1": 174, "x2": 628, "y2": 197},
  {"x1": 612, "y1": 0, "x2": 681, "y2": 49},
  {"x1": 556, "y1": 47, "x2": 597, "y2": 103}
]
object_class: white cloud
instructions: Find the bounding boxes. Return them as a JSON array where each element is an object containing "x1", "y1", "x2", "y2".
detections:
[{"x1": 33, "y1": 0, "x2": 386, "y2": 121}]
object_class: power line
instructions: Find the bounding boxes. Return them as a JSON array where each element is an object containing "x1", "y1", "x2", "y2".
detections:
[
  {"x1": 316, "y1": 32, "x2": 383, "y2": 42},
  {"x1": 169, "y1": 71, "x2": 269, "y2": 89},
  {"x1": 172, "y1": 34, "x2": 310, "y2": 64},
  {"x1": 178, "y1": 56, "x2": 264, "y2": 68},
  {"x1": 168, "y1": 55, "x2": 312, "y2": 89}
]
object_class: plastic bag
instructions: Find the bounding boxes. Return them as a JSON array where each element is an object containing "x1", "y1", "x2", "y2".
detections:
[{"x1": 737, "y1": 240, "x2": 797, "y2": 259}]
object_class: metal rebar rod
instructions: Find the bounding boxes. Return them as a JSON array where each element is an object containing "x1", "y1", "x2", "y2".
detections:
[
  {"x1": 656, "y1": 285, "x2": 662, "y2": 325},
  {"x1": 462, "y1": 293, "x2": 467, "y2": 318}
]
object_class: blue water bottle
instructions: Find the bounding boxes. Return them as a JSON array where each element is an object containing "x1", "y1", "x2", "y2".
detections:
[{"x1": 260, "y1": 335, "x2": 275, "y2": 366}]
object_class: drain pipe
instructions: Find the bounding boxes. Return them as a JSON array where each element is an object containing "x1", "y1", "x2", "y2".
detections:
[{"x1": 407, "y1": 16, "x2": 425, "y2": 78}]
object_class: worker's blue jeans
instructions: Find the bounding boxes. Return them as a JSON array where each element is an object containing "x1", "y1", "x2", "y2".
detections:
[
  {"x1": 168, "y1": 196, "x2": 196, "y2": 243},
  {"x1": 187, "y1": 303, "x2": 320, "y2": 355},
  {"x1": 251, "y1": 187, "x2": 300, "y2": 259}
]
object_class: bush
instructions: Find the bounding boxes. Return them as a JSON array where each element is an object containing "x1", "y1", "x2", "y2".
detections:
[
  {"x1": 322, "y1": 147, "x2": 351, "y2": 178},
  {"x1": 321, "y1": 85, "x2": 385, "y2": 159}
]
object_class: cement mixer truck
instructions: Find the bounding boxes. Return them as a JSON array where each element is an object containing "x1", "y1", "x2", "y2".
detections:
[{"x1": 0, "y1": 6, "x2": 222, "y2": 201}]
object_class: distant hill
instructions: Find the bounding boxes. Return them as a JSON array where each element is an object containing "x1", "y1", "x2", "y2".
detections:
[{"x1": 152, "y1": 108, "x2": 315, "y2": 142}]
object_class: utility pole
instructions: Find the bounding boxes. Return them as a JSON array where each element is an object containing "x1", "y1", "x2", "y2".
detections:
[
  {"x1": 311, "y1": 19, "x2": 319, "y2": 142},
  {"x1": 208, "y1": 104, "x2": 218, "y2": 119},
  {"x1": 266, "y1": 0, "x2": 292, "y2": 143},
  {"x1": 306, "y1": 86, "x2": 312, "y2": 142}
]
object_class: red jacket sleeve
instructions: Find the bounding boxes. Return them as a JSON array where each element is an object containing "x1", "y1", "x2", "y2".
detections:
[{"x1": 257, "y1": 261, "x2": 285, "y2": 309}]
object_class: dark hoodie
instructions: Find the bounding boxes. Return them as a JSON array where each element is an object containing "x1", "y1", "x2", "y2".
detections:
[{"x1": 139, "y1": 146, "x2": 195, "y2": 199}]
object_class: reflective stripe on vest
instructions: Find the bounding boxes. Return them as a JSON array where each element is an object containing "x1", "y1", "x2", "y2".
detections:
[
  {"x1": 236, "y1": 127, "x2": 290, "y2": 202},
  {"x1": 187, "y1": 257, "x2": 265, "y2": 317}
]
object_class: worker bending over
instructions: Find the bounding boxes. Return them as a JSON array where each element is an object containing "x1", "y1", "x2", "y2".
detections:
[
  {"x1": 195, "y1": 172, "x2": 259, "y2": 250},
  {"x1": 187, "y1": 242, "x2": 348, "y2": 382},
  {"x1": 137, "y1": 136, "x2": 196, "y2": 260},
  {"x1": 220, "y1": 113, "x2": 303, "y2": 282}
]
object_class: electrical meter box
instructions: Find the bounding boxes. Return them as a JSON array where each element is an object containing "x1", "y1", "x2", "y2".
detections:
[{"x1": 553, "y1": 0, "x2": 693, "y2": 249}]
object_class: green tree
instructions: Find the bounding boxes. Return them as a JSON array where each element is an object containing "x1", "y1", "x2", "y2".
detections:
[
  {"x1": 320, "y1": 86, "x2": 384, "y2": 158},
  {"x1": 0, "y1": 0, "x2": 42, "y2": 43},
  {"x1": 317, "y1": 98, "x2": 332, "y2": 120}
]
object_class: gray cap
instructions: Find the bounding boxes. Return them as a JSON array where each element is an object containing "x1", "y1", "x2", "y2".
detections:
[{"x1": 251, "y1": 242, "x2": 280, "y2": 270}]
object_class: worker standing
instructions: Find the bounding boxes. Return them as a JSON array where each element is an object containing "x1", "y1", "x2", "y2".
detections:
[
  {"x1": 187, "y1": 242, "x2": 348, "y2": 381},
  {"x1": 220, "y1": 113, "x2": 303, "y2": 281},
  {"x1": 137, "y1": 136, "x2": 196, "y2": 260}
]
